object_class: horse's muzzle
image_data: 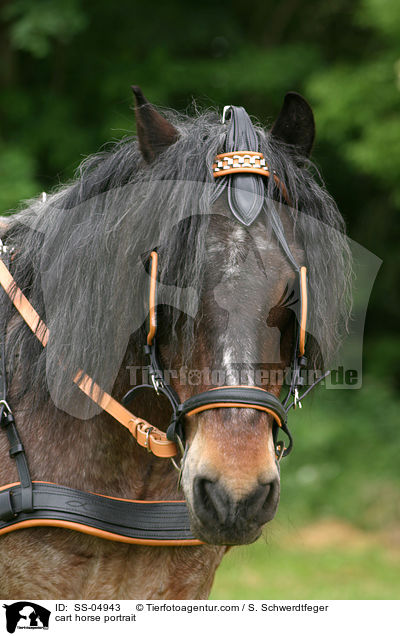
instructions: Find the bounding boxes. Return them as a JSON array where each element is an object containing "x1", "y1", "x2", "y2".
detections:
[{"x1": 190, "y1": 475, "x2": 280, "y2": 545}]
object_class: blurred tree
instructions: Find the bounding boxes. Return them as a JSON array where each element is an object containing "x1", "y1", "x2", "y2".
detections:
[{"x1": 304, "y1": 0, "x2": 400, "y2": 380}]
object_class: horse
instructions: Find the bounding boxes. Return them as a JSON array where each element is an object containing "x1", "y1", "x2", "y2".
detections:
[{"x1": 0, "y1": 87, "x2": 351, "y2": 599}]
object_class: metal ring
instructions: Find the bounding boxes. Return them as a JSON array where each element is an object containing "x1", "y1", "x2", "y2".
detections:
[
  {"x1": 170, "y1": 456, "x2": 181, "y2": 472},
  {"x1": 275, "y1": 442, "x2": 285, "y2": 463},
  {"x1": 0, "y1": 399, "x2": 12, "y2": 414},
  {"x1": 222, "y1": 105, "x2": 232, "y2": 124},
  {"x1": 150, "y1": 373, "x2": 160, "y2": 395},
  {"x1": 170, "y1": 434, "x2": 185, "y2": 474}
]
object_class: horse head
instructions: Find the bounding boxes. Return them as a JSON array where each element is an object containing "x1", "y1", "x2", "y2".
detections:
[{"x1": 132, "y1": 88, "x2": 316, "y2": 545}]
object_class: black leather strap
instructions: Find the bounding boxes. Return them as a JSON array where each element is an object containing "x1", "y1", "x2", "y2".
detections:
[
  {"x1": 177, "y1": 386, "x2": 287, "y2": 423},
  {"x1": 267, "y1": 204, "x2": 300, "y2": 273},
  {"x1": 0, "y1": 482, "x2": 196, "y2": 542},
  {"x1": 0, "y1": 251, "x2": 9, "y2": 399},
  {"x1": 0, "y1": 252, "x2": 33, "y2": 514},
  {"x1": 223, "y1": 106, "x2": 265, "y2": 226},
  {"x1": 122, "y1": 340, "x2": 180, "y2": 413},
  {"x1": 165, "y1": 385, "x2": 293, "y2": 457}
]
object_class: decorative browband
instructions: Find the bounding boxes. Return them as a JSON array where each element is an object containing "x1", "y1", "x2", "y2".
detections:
[
  {"x1": 212, "y1": 151, "x2": 269, "y2": 177},
  {"x1": 213, "y1": 150, "x2": 290, "y2": 205}
]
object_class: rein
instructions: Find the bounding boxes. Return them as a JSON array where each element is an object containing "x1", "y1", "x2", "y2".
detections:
[{"x1": 0, "y1": 104, "x2": 328, "y2": 546}]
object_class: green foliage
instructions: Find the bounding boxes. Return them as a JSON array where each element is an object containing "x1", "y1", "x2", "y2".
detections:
[
  {"x1": 2, "y1": 0, "x2": 87, "y2": 58},
  {"x1": 356, "y1": 0, "x2": 400, "y2": 41},
  {"x1": 278, "y1": 378, "x2": 400, "y2": 529},
  {"x1": 307, "y1": 33, "x2": 400, "y2": 201},
  {"x1": 0, "y1": 143, "x2": 39, "y2": 212}
]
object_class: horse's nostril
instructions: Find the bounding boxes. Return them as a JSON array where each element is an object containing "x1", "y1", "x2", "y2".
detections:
[
  {"x1": 194, "y1": 477, "x2": 230, "y2": 525},
  {"x1": 244, "y1": 483, "x2": 272, "y2": 518}
]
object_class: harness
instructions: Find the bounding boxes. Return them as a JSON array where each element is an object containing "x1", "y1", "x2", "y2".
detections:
[{"x1": 0, "y1": 105, "x2": 328, "y2": 546}]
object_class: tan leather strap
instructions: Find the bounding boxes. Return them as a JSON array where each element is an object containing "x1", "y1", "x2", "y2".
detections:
[
  {"x1": 74, "y1": 372, "x2": 176, "y2": 457},
  {"x1": 0, "y1": 519, "x2": 202, "y2": 546},
  {"x1": 0, "y1": 259, "x2": 49, "y2": 346},
  {"x1": 184, "y1": 384, "x2": 283, "y2": 426},
  {"x1": 299, "y1": 266, "x2": 307, "y2": 357},
  {"x1": 147, "y1": 250, "x2": 158, "y2": 346},
  {"x1": 185, "y1": 402, "x2": 282, "y2": 425},
  {"x1": 213, "y1": 151, "x2": 270, "y2": 176},
  {"x1": 0, "y1": 259, "x2": 178, "y2": 458},
  {"x1": 212, "y1": 151, "x2": 291, "y2": 204}
]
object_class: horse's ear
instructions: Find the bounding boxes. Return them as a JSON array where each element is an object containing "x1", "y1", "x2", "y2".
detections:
[
  {"x1": 132, "y1": 86, "x2": 179, "y2": 163},
  {"x1": 270, "y1": 92, "x2": 315, "y2": 157}
]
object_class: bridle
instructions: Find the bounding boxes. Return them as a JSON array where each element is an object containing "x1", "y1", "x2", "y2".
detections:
[
  {"x1": 0, "y1": 104, "x2": 328, "y2": 546},
  {"x1": 122, "y1": 249, "x2": 316, "y2": 469}
]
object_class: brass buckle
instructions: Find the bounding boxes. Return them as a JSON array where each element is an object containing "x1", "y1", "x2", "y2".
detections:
[{"x1": 144, "y1": 426, "x2": 154, "y2": 453}]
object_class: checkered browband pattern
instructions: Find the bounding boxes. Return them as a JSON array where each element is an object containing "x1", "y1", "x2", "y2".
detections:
[{"x1": 212, "y1": 151, "x2": 273, "y2": 177}]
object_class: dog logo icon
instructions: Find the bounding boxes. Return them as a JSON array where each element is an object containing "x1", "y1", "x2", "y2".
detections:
[{"x1": 3, "y1": 602, "x2": 50, "y2": 633}]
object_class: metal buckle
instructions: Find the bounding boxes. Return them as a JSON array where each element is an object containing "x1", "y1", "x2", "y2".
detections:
[
  {"x1": 275, "y1": 442, "x2": 285, "y2": 462},
  {"x1": 294, "y1": 388, "x2": 302, "y2": 409},
  {"x1": 144, "y1": 426, "x2": 154, "y2": 453},
  {"x1": 0, "y1": 400, "x2": 13, "y2": 430},
  {"x1": 0, "y1": 399, "x2": 12, "y2": 415},
  {"x1": 150, "y1": 372, "x2": 161, "y2": 395},
  {"x1": 0, "y1": 240, "x2": 13, "y2": 256},
  {"x1": 170, "y1": 435, "x2": 185, "y2": 488}
]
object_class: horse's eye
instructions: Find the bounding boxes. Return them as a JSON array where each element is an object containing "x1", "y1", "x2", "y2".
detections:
[
  {"x1": 266, "y1": 283, "x2": 298, "y2": 328},
  {"x1": 266, "y1": 305, "x2": 294, "y2": 328}
]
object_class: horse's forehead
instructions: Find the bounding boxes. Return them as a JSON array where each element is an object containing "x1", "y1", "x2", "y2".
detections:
[{"x1": 205, "y1": 213, "x2": 301, "y2": 301}]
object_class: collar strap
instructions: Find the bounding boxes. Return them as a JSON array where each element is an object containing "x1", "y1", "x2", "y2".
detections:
[{"x1": 0, "y1": 481, "x2": 201, "y2": 545}]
